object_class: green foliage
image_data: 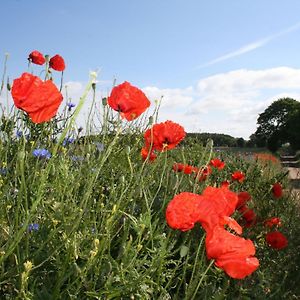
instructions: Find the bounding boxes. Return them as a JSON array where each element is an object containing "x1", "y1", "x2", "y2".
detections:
[
  {"x1": 185, "y1": 133, "x2": 239, "y2": 147},
  {"x1": 254, "y1": 97, "x2": 300, "y2": 151}
]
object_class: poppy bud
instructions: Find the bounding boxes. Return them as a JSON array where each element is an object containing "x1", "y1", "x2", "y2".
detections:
[
  {"x1": 49, "y1": 54, "x2": 66, "y2": 71},
  {"x1": 148, "y1": 116, "x2": 154, "y2": 125},
  {"x1": 7, "y1": 78, "x2": 11, "y2": 91},
  {"x1": 102, "y1": 97, "x2": 107, "y2": 106},
  {"x1": 28, "y1": 50, "x2": 45, "y2": 65}
]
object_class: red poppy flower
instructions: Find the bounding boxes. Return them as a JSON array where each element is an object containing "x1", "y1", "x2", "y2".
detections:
[
  {"x1": 205, "y1": 226, "x2": 259, "y2": 279},
  {"x1": 237, "y1": 191, "x2": 251, "y2": 209},
  {"x1": 172, "y1": 163, "x2": 185, "y2": 172},
  {"x1": 165, "y1": 186, "x2": 259, "y2": 278},
  {"x1": 183, "y1": 165, "x2": 193, "y2": 174},
  {"x1": 221, "y1": 180, "x2": 230, "y2": 188},
  {"x1": 210, "y1": 158, "x2": 225, "y2": 170},
  {"x1": 266, "y1": 231, "x2": 288, "y2": 250},
  {"x1": 108, "y1": 81, "x2": 150, "y2": 121},
  {"x1": 191, "y1": 166, "x2": 199, "y2": 173},
  {"x1": 231, "y1": 171, "x2": 245, "y2": 183},
  {"x1": 190, "y1": 186, "x2": 238, "y2": 232},
  {"x1": 11, "y1": 72, "x2": 63, "y2": 123},
  {"x1": 28, "y1": 50, "x2": 45, "y2": 65},
  {"x1": 264, "y1": 217, "x2": 282, "y2": 228},
  {"x1": 219, "y1": 216, "x2": 242, "y2": 235},
  {"x1": 272, "y1": 183, "x2": 283, "y2": 198},
  {"x1": 49, "y1": 54, "x2": 66, "y2": 71},
  {"x1": 238, "y1": 206, "x2": 257, "y2": 227},
  {"x1": 197, "y1": 165, "x2": 212, "y2": 182},
  {"x1": 199, "y1": 186, "x2": 238, "y2": 228},
  {"x1": 141, "y1": 147, "x2": 156, "y2": 162},
  {"x1": 166, "y1": 192, "x2": 203, "y2": 231},
  {"x1": 144, "y1": 120, "x2": 185, "y2": 151}
]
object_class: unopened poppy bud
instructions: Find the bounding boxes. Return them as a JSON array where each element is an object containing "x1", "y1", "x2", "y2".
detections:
[
  {"x1": 102, "y1": 97, "x2": 107, "y2": 106},
  {"x1": 148, "y1": 116, "x2": 154, "y2": 125},
  {"x1": 7, "y1": 78, "x2": 11, "y2": 91},
  {"x1": 92, "y1": 82, "x2": 96, "y2": 91}
]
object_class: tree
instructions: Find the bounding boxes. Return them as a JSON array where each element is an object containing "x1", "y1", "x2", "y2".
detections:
[
  {"x1": 236, "y1": 137, "x2": 245, "y2": 148},
  {"x1": 254, "y1": 97, "x2": 300, "y2": 151},
  {"x1": 286, "y1": 109, "x2": 300, "y2": 150}
]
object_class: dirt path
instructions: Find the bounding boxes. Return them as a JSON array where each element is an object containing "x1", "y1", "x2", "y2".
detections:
[
  {"x1": 286, "y1": 167, "x2": 300, "y2": 193},
  {"x1": 281, "y1": 155, "x2": 300, "y2": 193}
]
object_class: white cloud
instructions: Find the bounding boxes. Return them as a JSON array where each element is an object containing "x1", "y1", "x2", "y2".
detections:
[
  {"x1": 142, "y1": 67, "x2": 300, "y2": 138},
  {"x1": 143, "y1": 86, "x2": 194, "y2": 109}
]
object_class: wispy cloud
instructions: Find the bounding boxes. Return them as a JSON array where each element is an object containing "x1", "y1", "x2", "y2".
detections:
[{"x1": 198, "y1": 22, "x2": 300, "y2": 68}]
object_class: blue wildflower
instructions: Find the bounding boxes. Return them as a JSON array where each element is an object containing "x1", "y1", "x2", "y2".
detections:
[
  {"x1": 62, "y1": 137, "x2": 75, "y2": 147},
  {"x1": 28, "y1": 223, "x2": 39, "y2": 232},
  {"x1": 32, "y1": 148, "x2": 51, "y2": 159},
  {"x1": 0, "y1": 168, "x2": 7, "y2": 175},
  {"x1": 94, "y1": 142, "x2": 105, "y2": 152},
  {"x1": 67, "y1": 102, "x2": 76, "y2": 111},
  {"x1": 16, "y1": 130, "x2": 23, "y2": 138}
]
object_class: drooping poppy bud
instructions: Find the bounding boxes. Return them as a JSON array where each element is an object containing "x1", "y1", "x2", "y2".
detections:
[{"x1": 49, "y1": 54, "x2": 66, "y2": 71}]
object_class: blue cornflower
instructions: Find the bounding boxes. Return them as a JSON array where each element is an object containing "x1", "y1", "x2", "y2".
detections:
[
  {"x1": 0, "y1": 168, "x2": 7, "y2": 175},
  {"x1": 28, "y1": 223, "x2": 39, "y2": 232},
  {"x1": 32, "y1": 148, "x2": 51, "y2": 159},
  {"x1": 67, "y1": 102, "x2": 76, "y2": 111},
  {"x1": 16, "y1": 130, "x2": 23, "y2": 138},
  {"x1": 94, "y1": 142, "x2": 105, "y2": 152},
  {"x1": 62, "y1": 137, "x2": 75, "y2": 146}
]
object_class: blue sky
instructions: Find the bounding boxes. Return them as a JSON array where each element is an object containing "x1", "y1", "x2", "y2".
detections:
[{"x1": 1, "y1": 0, "x2": 300, "y2": 138}]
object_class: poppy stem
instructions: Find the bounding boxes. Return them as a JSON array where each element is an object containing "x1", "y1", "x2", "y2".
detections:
[
  {"x1": 0, "y1": 52, "x2": 9, "y2": 98},
  {"x1": 191, "y1": 259, "x2": 215, "y2": 300},
  {"x1": 44, "y1": 55, "x2": 50, "y2": 80},
  {"x1": 59, "y1": 71, "x2": 64, "y2": 92}
]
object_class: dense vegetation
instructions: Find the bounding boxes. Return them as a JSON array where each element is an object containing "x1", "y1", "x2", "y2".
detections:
[{"x1": 0, "y1": 53, "x2": 300, "y2": 299}]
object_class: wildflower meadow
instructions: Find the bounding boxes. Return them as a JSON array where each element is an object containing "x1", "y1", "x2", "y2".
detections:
[{"x1": 0, "y1": 51, "x2": 299, "y2": 299}]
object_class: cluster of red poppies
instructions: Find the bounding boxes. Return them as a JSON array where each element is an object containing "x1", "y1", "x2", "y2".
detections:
[
  {"x1": 264, "y1": 183, "x2": 288, "y2": 250},
  {"x1": 236, "y1": 184, "x2": 287, "y2": 250},
  {"x1": 172, "y1": 158, "x2": 245, "y2": 184},
  {"x1": 28, "y1": 50, "x2": 65, "y2": 71},
  {"x1": 169, "y1": 152, "x2": 288, "y2": 277},
  {"x1": 11, "y1": 50, "x2": 66, "y2": 123},
  {"x1": 107, "y1": 81, "x2": 186, "y2": 159},
  {"x1": 166, "y1": 187, "x2": 259, "y2": 279},
  {"x1": 172, "y1": 159, "x2": 224, "y2": 181},
  {"x1": 254, "y1": 153, "x2": 280, "y2": 164}
]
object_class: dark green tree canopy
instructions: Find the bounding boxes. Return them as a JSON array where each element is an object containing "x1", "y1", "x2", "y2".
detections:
[{"x1": 254, "y1": 97, "x2": 300, "y2": 151}]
